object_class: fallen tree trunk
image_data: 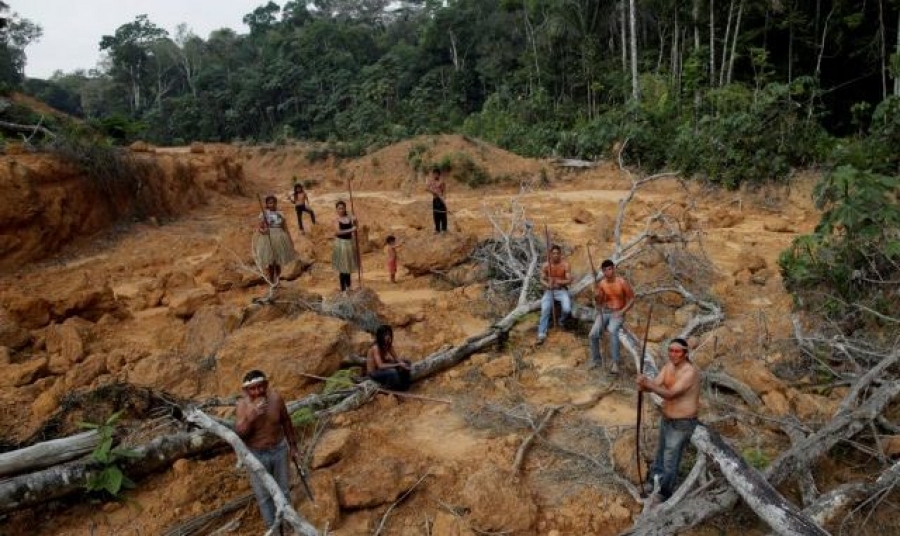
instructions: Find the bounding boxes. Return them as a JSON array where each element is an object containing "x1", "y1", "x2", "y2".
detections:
[
  {"x1": 0, "y1": 430, "x2": 100, "y2": 478},
  {"x1": 624, "y1": 371, "x2": 900, "y2": 535},
  {"x1": 691, "y1": 424, "x2": 828, "y2": 536},
  {"x1": 0, "y1": 429, "x2": 223, "y2": 515},
  {"x1": 185, "y1": 409, "x2": 318, "y2": 536}
]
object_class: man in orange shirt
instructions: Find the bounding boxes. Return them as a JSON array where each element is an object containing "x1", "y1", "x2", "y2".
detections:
[
  {"x1": 537, "y1": 245, "x2": 572, "y2": 344},
  {"x1": 589, "y1": 259, "x2": 634, "y2": 373}
]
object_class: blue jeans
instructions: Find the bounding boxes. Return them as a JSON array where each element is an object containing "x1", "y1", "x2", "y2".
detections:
[
  {"x1": 589, "y1": 310, "x2": 624, "y2": 364},
  {"x1": 649, "y1": 417, "x2": 698, "y2": 500},
  {"x1": 249, "y1": 440, "x2": 291, "y2": 527},
  {"x1": 538, "y1": 289, "x2": 571, "y2": 337}
]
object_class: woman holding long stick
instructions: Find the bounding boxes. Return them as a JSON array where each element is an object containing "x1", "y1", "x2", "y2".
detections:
[
  {"x1": 252, "y1": 194, "x2": 296, "y2": 286},
  {"x1": 332, "y1": 200, "x2": 358, "y2": 292}
]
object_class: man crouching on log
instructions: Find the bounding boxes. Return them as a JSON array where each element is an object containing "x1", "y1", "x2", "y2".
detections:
[
  {"x1": 636, "y1": 338, "x2": 700, "y2": 505},
  {"x1": 236, "y1": 370, "x2": 301, "y2": 529}
]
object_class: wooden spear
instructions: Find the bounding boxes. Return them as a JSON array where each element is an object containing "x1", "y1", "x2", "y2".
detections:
[
  {"x1": 346, "y1": 177, "x2": 363, "y2": 286},
  {"x1": 636, "y1": 303, "x2": 654, "y2": 490}
]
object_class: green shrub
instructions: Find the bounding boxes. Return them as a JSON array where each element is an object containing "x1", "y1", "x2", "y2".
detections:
[
  {"x1": 438, "y1": 152, "x2": 492, "y2": 187},
  {"x1": 79, "y1": 411, "x2": 139, "y2": 498},
  {"x1": 780, "y1": 165, "x2": 900, "y2": 324}
]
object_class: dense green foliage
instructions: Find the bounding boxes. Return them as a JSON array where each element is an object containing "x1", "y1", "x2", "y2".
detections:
[{"x1": 10, "y1": 0, "x2": 900, "y2": 188}]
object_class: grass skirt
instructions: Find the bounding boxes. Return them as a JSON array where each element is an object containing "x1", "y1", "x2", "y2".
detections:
[
  {"x1": 252, "y1": 227, "x2": 296, "y2": 268},
  {"x1": 332, "y1": 238, "x2": 357, "y2": 274}
]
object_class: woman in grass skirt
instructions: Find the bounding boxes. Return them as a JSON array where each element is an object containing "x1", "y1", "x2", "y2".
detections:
[
  {"x1": 252, "y1": 195, "x2": 296, "y2": 285},
  {"x1": 332, "y1": 200, "x2": 358, "y2": 291}
]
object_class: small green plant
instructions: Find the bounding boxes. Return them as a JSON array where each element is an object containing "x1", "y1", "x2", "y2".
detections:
[
  {"x1": 323, "y1": 368, "x2": 359, "y2": 394},
  {"x1": 290, "y1": 407, "x2": 316, "y2": 428},
  {"x1": 79, "y1": 410, "x2": 139, "y2": 498},
  {"x1": 742, "y1": 447, "x2": 770, "y2": 470}
]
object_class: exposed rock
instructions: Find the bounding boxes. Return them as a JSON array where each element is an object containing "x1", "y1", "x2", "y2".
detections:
[
  {"x1": 194, "y1": 260, "x2": 244, "y2": 292},
  {"x1": 647, "y1": 325, "x2": 669, "y2": 343},
  {"x1": 432, "y1": 511, "x2": 475, "y2": 536},
  {"x1": 790, "y1": 390, "x2": 840, "y2": 421},
  {"x1": 5, "y1": 295, "x2": 52, "y2": 329},
  {"x1": 0, "y1": 346, "x2": 9, "y2": 365},
  {"x1": 215, "y1": 314, "x2": 350, "y2": 397},
  {"x1": 590, "y1": 214, "x2": 615, "y2": 243},
  {"x1": 460, "y1": 464, "x2": 538, "y2": 533},
  {"x1": 673, "y1": 303, "x2": 699, "y2": 326},
  {"x1": 31, "y1": 378, "x2": 65, "y2": 420},
  {"x1": 189, "y1": 142, "x2": 205, "y2": 154},
  {"x1": 64, "y1": 353, "x2": 108, "y2": 389},
  {"x1": 401, "y1": 231, "x2": 477, "y2": 276},
  {"x1": 882, "y1": 435, "x2": 900, "y2": 458},
  {"x1": 51, "y1": 284, "x2": 124, "y2": 323},
  {"x1": 298, "y1": 470, "x2": 340, "y2": 529},
  {"x1": 708, "y1": 207, "x2": 744, "y2": 228},
  {"x1": 762, "y1": 390, "x2": 790, "y2": 416},
  {"x1": 45, "y1": 321, "x2": 86, "y2": 374},
  {"x1": 0, "y1": 306, "x2": 30, "y2": 349},
  {"x1": 335, "y1": 457, "x2": 416, "y2": 509},
  {"x1": 657, "y1": 290, "x2": 685, "y2": 308},
  {"x1": 723, "y1": 360, "x2": 783, "y2": 395},
  {"x1": 167, "y1": 284, "x2": 219, "y2": 319},
  {"x1": 751, "y1": 268, "x2": 773, "y2": 286},
  {"x1": 763, "y1": 220, "x2": 797, "y2": 233},
  {"x1": 179, "y1": 305, "x2": 242, "y2": 361},
  {"x1": 312, "y1": 429, "x2": 356, "y2": 469},
  {"x1": 736, "y1": 253, "x2": 767, "y2": 274},
  {"x1": 481, "y1": 355, "x2": 514, "y2": 378},
  {"x1": 572, "y1": 209, "x2": 594, "y2": 224},
  {"x1": 611, "y1": 430, "x2": 647, "y2": 483},
  {"x1": 129, "y1": 140, "x2": 153, "y2": 152},
  {"x1": 1, "y1": 356, "x2": 48, "y2": 387}
]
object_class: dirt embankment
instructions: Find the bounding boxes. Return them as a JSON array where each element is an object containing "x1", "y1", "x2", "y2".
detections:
[{"x1": 0, "y1": 146, "x2": 244, "y2": 272}]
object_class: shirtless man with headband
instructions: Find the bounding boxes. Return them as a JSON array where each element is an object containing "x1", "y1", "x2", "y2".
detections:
[
  {"x1": 236, "y1": 370, "x2": 301, "y2": 529},
  {"x1": 636, "y1": 338, "x2": 701, "y2": 504}
]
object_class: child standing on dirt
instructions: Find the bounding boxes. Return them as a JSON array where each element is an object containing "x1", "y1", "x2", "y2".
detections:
[{"x1": 384, "y1": 235, "x2": 402, "y2": 283}]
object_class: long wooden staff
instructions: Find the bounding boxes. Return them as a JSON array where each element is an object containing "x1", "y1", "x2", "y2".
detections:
[
  {"x1": 543, "y1": 224, "x2": 557, "y2": 327},
  {"x1": 635, "y1": 302, "x2": 654, "y2": 490},
  {"x1": 586, "y1": 244, "x2": 600, "y2": 307},
  {"x1": 346, "y1": 178, "x2": 363, "y2": 286}
]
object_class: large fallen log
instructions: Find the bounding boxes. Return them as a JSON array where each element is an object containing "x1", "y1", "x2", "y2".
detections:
[
  {"x1": 0, "y1": 430, "x2": 100, "y2": 478},
  {"x1": 624, "y1": 371, "x2": 900, "y2": 535},
  {"x1": 0, "y1": 429, "x2": 223, "y2": 514},
  {"x1": 185, "y1": 409, "x2": 318, "y2": 536},
  {"x1": 691, "y1": 424, "x2": 828, "y2": 536}
]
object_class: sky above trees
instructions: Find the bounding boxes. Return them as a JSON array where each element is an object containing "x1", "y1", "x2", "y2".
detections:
[{"x1": 16, "y1": 0, "x2": 262, "y2": 78}]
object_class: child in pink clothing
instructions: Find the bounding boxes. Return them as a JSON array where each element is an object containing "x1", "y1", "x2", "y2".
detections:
[{"x1": 384, "y1": 235, "x2": 402, "y2": 283}]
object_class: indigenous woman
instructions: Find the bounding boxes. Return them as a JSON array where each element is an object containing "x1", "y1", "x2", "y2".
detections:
[
  {"x1": 288, "y1": 182, "x2": 315, "y2": 233},
  {"x1": 252, "y1": 195, "x2": 296, "y2": 285},
  {"x1": 332, "y1": 200, "x2": 358, "y2": 291},
  {"x1": 366, "y1": 325, "x2": 412, "y2": 391}
]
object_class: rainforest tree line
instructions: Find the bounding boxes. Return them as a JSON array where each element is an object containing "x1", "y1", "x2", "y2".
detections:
[{"x1": 5, "y1": 0, "x2": 900, "y2": 328}]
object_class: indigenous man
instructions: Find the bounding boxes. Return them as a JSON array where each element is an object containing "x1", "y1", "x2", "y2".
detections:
[
  {"x1": 236, "y1": 370, "x2": 302, "y2": 529},
  {"x1": 636, "y1": 338, "x2": 701, "y2": 504},
  {"x1": 426, "y1": 168, "x2": 448, "y2": 233},
  {"x1": 537, "y1": 245, "x2": 572, "y2": 344},
  {"x1": 589, "y1": 259, "x2": 635, "y2": 373}
]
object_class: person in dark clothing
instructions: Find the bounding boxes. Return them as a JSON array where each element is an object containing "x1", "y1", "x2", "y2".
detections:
[
  {"x1": 426, "y1": 168, "x2": 448, "y2": 233},
  {"x1": 366, "y1": 325, "x2": 412, "y2": 391}
]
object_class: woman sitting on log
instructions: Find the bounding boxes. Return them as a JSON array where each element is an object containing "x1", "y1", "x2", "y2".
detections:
[{"x1": 366, "y1": 324, "x2": 412, "y2": 391}]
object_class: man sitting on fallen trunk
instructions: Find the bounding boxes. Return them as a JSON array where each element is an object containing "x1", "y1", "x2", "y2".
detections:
[
  {"x1": 636, "y1": 338, "x2": 701, "y2": 505},
  {"x1": 236, "y1": 370, "x2": 302, "y2": 529}
]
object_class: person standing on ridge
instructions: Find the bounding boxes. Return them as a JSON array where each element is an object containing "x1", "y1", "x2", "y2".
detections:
[
  {"x1": 288, "y1": 181, "x2": 315, "y2": 234},
  {"x1": 252, "y1": 195, "x2": 296, "y2": 286},
  {"x1": 426, "y1": 167, "x2": 448, "y2": 233}
]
